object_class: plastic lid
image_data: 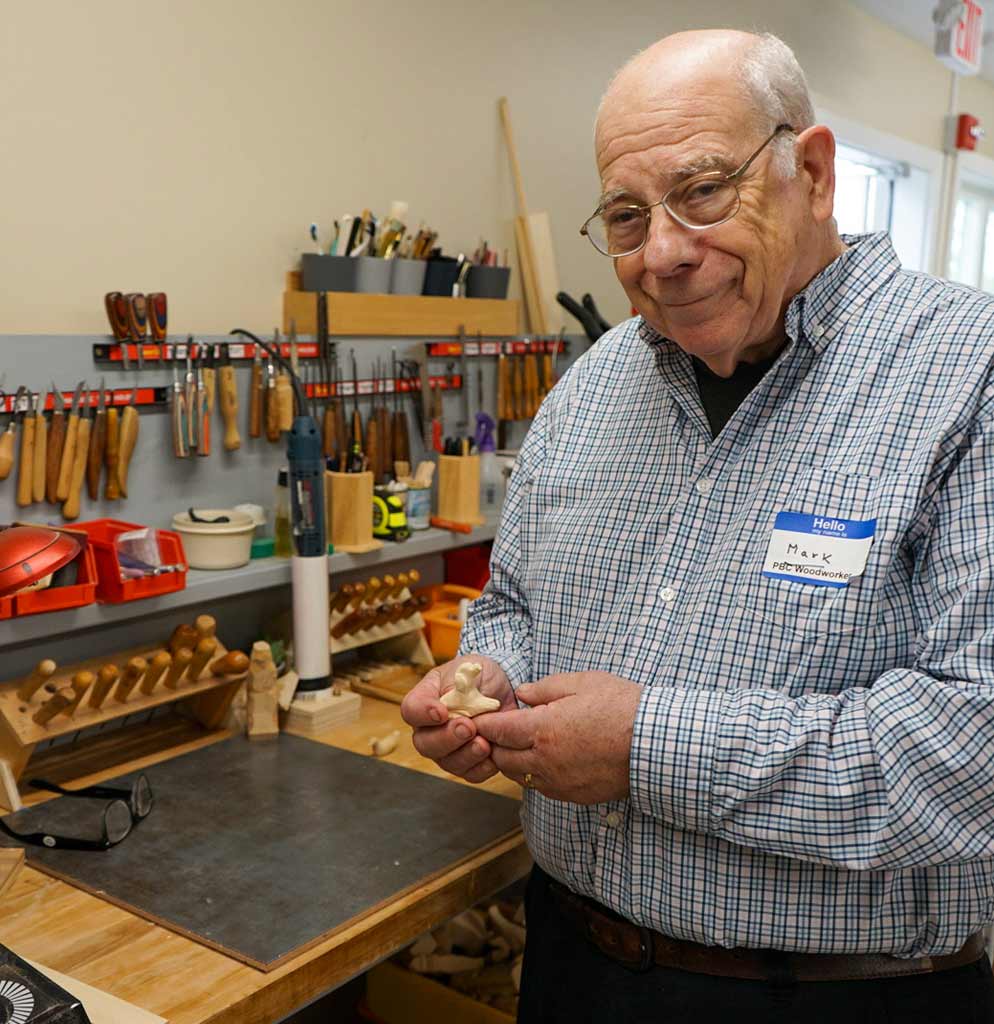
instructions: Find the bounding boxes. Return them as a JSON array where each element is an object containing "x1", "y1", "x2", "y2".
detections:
[
  {"x1": 278, "y1": 468, "x2": 288, "y2": 487},
  {"x1": 251, "y1": 537, "x2": 276, "y2": 559},
  {"x1": 171, "y1": 509, "x2": 256, "y2": 535}
]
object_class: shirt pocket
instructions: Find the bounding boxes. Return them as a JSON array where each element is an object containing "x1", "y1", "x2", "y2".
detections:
[{"x1": 738, "y1": 467, "x2": 883, "y2": 638}]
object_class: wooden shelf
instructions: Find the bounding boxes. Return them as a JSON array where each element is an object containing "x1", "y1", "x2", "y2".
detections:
[{"x1": 283, "y1": 289, "x2": 520, "y2": 337}]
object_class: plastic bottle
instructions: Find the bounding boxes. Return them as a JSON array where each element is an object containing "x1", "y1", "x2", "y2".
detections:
[
  {"x1": 475, "y1": 413, "x2": 502, "y2": 513},
  {"x1": 273, "y1": 468, "x2": 293, "y2": 558}
]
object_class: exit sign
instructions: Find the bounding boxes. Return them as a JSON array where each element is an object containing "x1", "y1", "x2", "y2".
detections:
[{"x1": 935, "y1": 0, "x2": 985, "y2": 75}]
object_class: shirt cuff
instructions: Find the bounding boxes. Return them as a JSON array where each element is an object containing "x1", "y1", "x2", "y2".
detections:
[{"x1": 629, "y1": 684, "x2": 724, "y2": 833}]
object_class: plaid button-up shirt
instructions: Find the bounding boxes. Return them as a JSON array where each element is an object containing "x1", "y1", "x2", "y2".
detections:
[{"x1": 460, "y1": 233, "x2": 994, "y2": 957}]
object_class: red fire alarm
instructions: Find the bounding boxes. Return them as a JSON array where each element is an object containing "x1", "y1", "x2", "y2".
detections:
[{"x1": 955, "y1": 113, "x2": 986, "y2": 150}]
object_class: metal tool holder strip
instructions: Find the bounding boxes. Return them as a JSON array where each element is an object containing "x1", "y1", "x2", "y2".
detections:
[{"x1": 0, "y1": 386, "x2": 168, "y2": 414}]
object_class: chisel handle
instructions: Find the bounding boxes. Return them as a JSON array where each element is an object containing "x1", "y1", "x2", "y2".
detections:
[
  {"x1": 62, "y1": 414, "x2": 91, "y2": 521},
  {"x1": 86, "y1": 408, "x2": 106, "y2": 501},
  {"x1": 275, "y1": 374, "x2": 293, "y2": 432},
  {"x1": 219, "y1": 365, "x2": 241, "y2": 451},
  {"x1": 366, "y1": 417, "x2": 379, "y2": 482},
  {"x1": 249, "y1": 361, "x2": 263, "y2": 438},
  {"x1": 188, "y1": 638, "x2": 217, "y2": 682},
  {"x1": 203, "y1": 366, "x2": 216, "y2": 415},
  {"x1": 126, "y1": 293, "x2": 148, "y2": 341},
  {"x1": 32, "y1": 409, "x2": 47, "y2": 504},
  {"x1": 265, "y1": 382, "x2": 281, "y2": 442},
  {"x1": 104, "y1": 292, "x2": 130, "y2": 341},
  {"x1": 89, "y1": 665, "x2": 119, "y2": 709},
  {"x1": 46, "y1": 409, "x2": 65, "y2": 503},
  {"x1": 172, "y1": 388, "x2": 188, "y2": 459},
  {"x1": 393, "y1": 410, "x2": 410, "y2": 465},
  {"x1": 195, "y1": 614, "x2": 217, "y2": 639},
  {"x1": 117, "y1": 405, "x2": 139, "y2": 496},
  {"x1": 196, "y1": 386, "x2": 210, "y2": 457},
  {"x1": 322, "y1": 407, "x2": 336, "y2": 457},
  {"x1": 209, "y1": 651, "x2": 249, "y2": 676},
  {"x1": 104, "y1": 407, "x2": 121, "y2": 500},
  {"x1": 148, "y1": 292, "x2": 168, "y2": 341},
  {"x1": 0, "y1": 423, "x2": 15, "y2": 481},
  {"x1": 56, "y1": 412, "x2": 79, "y2": 501},
  {"x1": 16, "y1": 412, "x2": 34, "y2": 507},
  {"x1": 16, "y1": 659, "x2": 57, "y2": 702}
]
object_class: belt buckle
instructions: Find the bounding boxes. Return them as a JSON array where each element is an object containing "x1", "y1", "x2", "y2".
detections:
[{"x1": 636, "y1": 926, "x2": 654, "y2": 973}]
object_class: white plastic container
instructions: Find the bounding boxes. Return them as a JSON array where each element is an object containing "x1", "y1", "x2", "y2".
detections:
[{"x1": 171, "y1": 509, "x2": 256, "y2": 570}]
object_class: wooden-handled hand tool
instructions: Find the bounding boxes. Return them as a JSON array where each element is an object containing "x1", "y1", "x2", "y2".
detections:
[
  {"x1": 45, "y1": 384, "x2": 67, "y2": 503},
  {"x1": 184, "y1": 344, "x2": 197, "y2": 450},
  {"x1": 330, "y1": 582, "x2": 355, "y2": 614},
  {"x1": 31, "y1": 389, "x2": 47, "y2": 504},
  {"x1": 88, "y1": 664, "x2": 120, "y2": 709},
  {"x1": 169, "y1": 623, "x2": 199, "y2": 652},
  {"x1": 219, "y1": 343, "x2": 241, "y2": 451},
  {"x1": 194, "y1": 615, "x2": 217, "y2": 640},
  {"x1": 148, "y1": 292, "x2": 168, "y2": 341},
  {"x1": 275, "y1": 372, "x2": 293, "y2": 433},
  {"x1": 140, "y1": 650, "x2": 172, "y2": 694},
  {"x1": 66, "y1": 671, "x2": 95, "y2": 716},
  {"x1": 366, "y1": 404, "x2": 379, "y2": 481},
  {"x1": 104, "y1": 292, "x2": 130, "y2": 341},
  {"x1": 164, "y1": 647, "x2": 193, "y2": 688},
  {"x1": 56, "y1": 381, "x2": 85, "y2": 502},
  {"x1": 33, "y1": 688, "x2": 74, "y2": 726},
  {"x1": 209, "y1": 650, "x2": 249, "y2": 676},
  {"x1": 104, "y1": 401, "x2": 121, "y2": 500},
  {"x1": 117, "y1": 396, "x2": 139, "y2": 497},
  {"x1": 62, "y1": 389, "x2": 93, "y2": 521},
  {"x1": 126, "y1": 293, "x2": 148, "y2": 346},
  {"x1": 15, "y1": 389, "x2": 35, "y2": 508},
  {"x1": 195, "y1": 351, "x2": 210, "y2": 457},
  {"x1": 391, "y1": 351, "x2": 409, "y2": 467},
  {"x1": 264, "y1": 357, "x2": 280, "y2": 442},
  {"x1": 334, "y1": 362, "x2": 348, "y2": 467},
  {"x1": 362, "y1": 576, "x2": 383, "y2": 605},
  {"x1": 203, "y1": 344, "x2": 217, "y2": 417},
  {"x1": 86, "y1": 382, "x2": 107, "y2": 501},
  {"x1": 171, "y1": 354, "x2": 189, "y2": 458},
  {"x1": 249, "y1": 347, "x2": 263, "y2": 438},
  {"x1": 114, "y1": 656, "x2": 147, "y2": 702},
  {"x1": 0, "y1": 394, "x2": 18, "y2": 482},
  {"x1": 346, "y1": 581, "x2": 366, "y2": 609},
  {"x1": 17, "y1": 659, "x2": 57, "y2": 702},
  {"x1": 188, "y1": 637, "x2": 217, "y2": 682}
]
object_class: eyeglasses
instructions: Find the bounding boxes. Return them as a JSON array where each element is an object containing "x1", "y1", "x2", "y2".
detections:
[
  {"x1": 0, "y1": 774, "x2": 153, "y2": 852},
  {"x1": 581, "y1": 124, "x2": 795, "y2": 257}
]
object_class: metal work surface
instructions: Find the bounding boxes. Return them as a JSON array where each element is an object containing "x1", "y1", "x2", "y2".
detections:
[{"x1": 0, "y1": 734, "x2": 522, "y2": 970}]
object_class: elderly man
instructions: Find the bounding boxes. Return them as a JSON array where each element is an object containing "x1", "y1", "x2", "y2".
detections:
[{"x1": 402, "y1": 28, "x2": 994, "y2": 1022}]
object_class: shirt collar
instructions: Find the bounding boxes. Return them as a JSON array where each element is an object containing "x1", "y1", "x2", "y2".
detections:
[{"x1": 638, "y1": 232, "x2": 901, "y2": 360}]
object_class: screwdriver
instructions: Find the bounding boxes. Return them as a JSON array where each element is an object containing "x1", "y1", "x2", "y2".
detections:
[
  {"x1": 56, "y1": 381, "x2": 85, "y2": 502},
  {"x1": 63, "y1": 387, "x2": 93, "y2": 521},
  {"x1": 46, "y1": 383, "x2": 66, "y2": 503},
  {"x1": 218, "y1": 342, "x2": 241, "y2": 451},
  {"x1": 16, "y1": 388, "x2": 35, "y2": 508},
  {"x1": 86, "y1": 381, "x2": 107, "y2": 500},
  {"x1": 31, "y1": 388, "x2": 47, "y2": 504}
]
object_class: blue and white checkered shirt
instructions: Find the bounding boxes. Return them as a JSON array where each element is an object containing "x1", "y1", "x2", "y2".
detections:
[{"x1": 460, "y1": 233, "x2": 994, "y2": 957}]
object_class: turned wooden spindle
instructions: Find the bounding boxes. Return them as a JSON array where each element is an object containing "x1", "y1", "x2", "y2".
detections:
[
  {"x1": 66, "y1": 671, "x2": 95, "y2": 716},
  {"x1": 88, "y1": 665, "x2": 120, "y2": 709},
  {"x1": 163, "y1": 648, "x2": 193, "y2": 689},
  {"x1": 17, "y1": 659, "x2": 57, "y2": 702},
  {"x1": 114, "y1": 657, "x2": 147, "y2": 702},
  {"x1": 140, "y1": 650, "x2": 172, "y2": 695},
  {"x1": 187, "y1": 638, "x2": 217, "y2": 682}
]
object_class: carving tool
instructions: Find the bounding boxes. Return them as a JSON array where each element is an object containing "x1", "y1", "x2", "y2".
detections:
[
  {"x1": 392, "y1": 350, "x2": 409, "y2": 469},
  {"x1": 88, "y1": 664, "x2": 120, "y2": 709},
  {"x1": 379, "y1": 360, "x2": 392, "y2": 482},
  {"x1": 249, "y1": 344, "x2": 263, "y2": 438},
  {"x1": 15, "y1": 389, "x2": 35, "y2": 508},
  {"x1": 431, "y1": 384, "x2": 443, "y2": 454},
  {"x1": 334, "y1": 360, "x2": 348, "y2": 468},
  {"x1": 62, "y1": 388, "x2": 93, "y2": 521},
  {"x1": 195, "y1": 350, "x2": 210, "y2": 457},
  {"x1": 210, "y1": 650, "x2": 249, "y2": 676},
  {"x1": 0, "y1": 393, "x2": 17, "y2": 482},
  {"x1": 171, "y1": 351, "x2": 189, "y2": 458},
  {"x1": 525, "y1": 350, "x2": 539, "y2": 416},
  {"x1": 66, "y1": 671, "x2": 95, "y2": 716},
  {"x1": 346, "y1": 581, "x2": 367, "y2": 609},
  {"x1": 118, "y1": 387, "x2": 139, "y2": 497},
  {"x1": 148, "y1": 292, "x2": 168, "y2": 342},
  {"x1": 164, "y1": 647, "x2": 193, "y2": 688},
  {"x1": 265, "y1": 354, "x2": 280, "y2": 442},
  {"x1": 86, "y1": 381, "x2": 107, "y2": 500},
  {"x1": 431, "y1": 515, "x2": 473, "y2": 533},
  {"x1": 275, "y1": 368, "x2": 294, "y2": 433},
  {"x1": 188, "y1": 637, "x2": 217, "y2": 681},
  {"x1": 169, "y1": 623, "x2": 199, "y2": 652},
  {"x1": 104, "y1": 391, "x2": 121, "y2": 500},
  {"x1": 31, "y1": 388, "x2": 47, "y2": 504},
  {"x1": 33, "y1": 688, "x2": 74, "y2": 726},
  {"x1": 348, "y1": 348, "x2": 364, "y2": 471},
  {"x1": 126, "y1": 293, "x2": 148, "y2": 347},
  {"x1": 366, "y1": 370, "x2": 380, "y2": 481},
  {"x1": 194, "y1": 614, "x2": 216, "y2": 640},
  {"x1": 104, "y1": 292, "x2": 130, "y2": 341},
  {"x1": 16, "y1": 660, "x2": 57, "y2": 702},
  {"x1": 56, "y1": 381, "x2": 85, "y2": 502},
  {"x1": 115, "y1": 656, "x2": 148, "y2": 701},
  {"x1": 219, "y1": 342, "x2": 241, "y2": 450},
  {"x1": 140, "y1": 651, "x2": 172, "y2": 694},
  {"x1": 457, "y1": 328, "x2": 470, "y2": 437},
  {"x1": 497, "y1": 352, "x2": 508, "y2": 420},
  {"x1": 203, "y1": 344, "x2": 217, "y2": 418},
  {"x1": 477, "y1": 330, "x2": 486, "y2": 413},
  {"x1": 184, "y1": 341, "x2": 197, "y2": 450},
  {"x1": 45, "y1": 383, "x2": 67, "y2": 503}
]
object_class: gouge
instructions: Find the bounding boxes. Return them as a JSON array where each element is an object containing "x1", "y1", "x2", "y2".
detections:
[
  {"x1": 88, "y1": 665, "x2": 120, "y2": 709},
  {"x1": 249, "y1": 346, "x2": 263, "y2": 438},
  {"x1": 55, "y1": 381, "x2": 85, "y2": 502},
  {"x1": 218, "y1": 343, "x2": 241, "y2": 451},
  {"x1": 86, "y1": 382, "x2": 107, "y2": 501},
  {"x1": 17, "y1": 659, "x2": 57, "y2": 702},
  {"x1": 15, "y1": 389, "x2": 35, "y2": 508},
  {"x1": 31, "y1": 389, "x2": 47, "y2": 504},
  {"x1": 33, "y1": 688, "x2": 74, "y2": 726},
  {"x1": 140, "y1": 650, "x2": 172, "y2": 694},
  {"x1": 62, "y1": 388, "x2": 93, "y2": 521},
  {"x1": 45, "y1": 384, "x2": 67, "y2": 503}
]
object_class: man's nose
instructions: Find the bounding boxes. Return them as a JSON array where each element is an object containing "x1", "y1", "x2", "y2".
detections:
[{"x1": 641, "y1": 205, "x2": 703, "y2": 279}]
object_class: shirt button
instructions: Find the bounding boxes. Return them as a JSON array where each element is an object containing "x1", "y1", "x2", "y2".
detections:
[
  {"x1": 811, "y1": 322, "x2": 825, "y2": 338},
  {"x1": 695, "y1": 478, "x2": 712, "y2": 496},
  {"x1": 658, "y1": 586, "x2": 677, "y2": 603},
  {"x1": 605, "y1": 812, "x2": 622, "y2": 828}
]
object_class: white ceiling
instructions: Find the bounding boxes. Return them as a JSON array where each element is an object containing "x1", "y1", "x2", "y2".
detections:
[{"x1": 851, "y1": 0, "x2": 994, "y2": 81}]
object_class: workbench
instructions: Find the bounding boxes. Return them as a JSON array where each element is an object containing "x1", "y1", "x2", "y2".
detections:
[{"x1": 0, "y1": 696, "x2": 529, "y2": 1024}]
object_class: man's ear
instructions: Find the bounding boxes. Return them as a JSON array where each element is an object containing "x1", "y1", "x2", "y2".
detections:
[{"x1": 795, "y1": 125, "x2": 836, "y2": 224}]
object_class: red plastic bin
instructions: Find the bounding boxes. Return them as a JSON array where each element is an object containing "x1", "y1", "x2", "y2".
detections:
[
  {"x1": 13, "y1": 540, "x2": 98, "y2": 617},
  {"x1": 74, "y1": 519, "x2": 188, "y2": 603},
  {"x1": 0, "y1": 596, "x2": 13, "y2": 620}
]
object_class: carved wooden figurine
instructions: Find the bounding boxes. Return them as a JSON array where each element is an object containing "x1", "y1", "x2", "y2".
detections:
[
  {"x1": 247, "y1": 641, "x2": 279, "y2": 741},
  {"x1": 440, "y1": 661, "x2": 500, "y2": 718}
]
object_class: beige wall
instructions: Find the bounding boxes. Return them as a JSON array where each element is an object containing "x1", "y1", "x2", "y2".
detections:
[{"x1": 4, "y1": 0, "x2": 994, "y2": 333}]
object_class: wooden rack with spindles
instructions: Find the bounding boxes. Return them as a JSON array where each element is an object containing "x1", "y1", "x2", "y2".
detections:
[{"x1": 0, "y1": 614, "x2": 249, "y2": 812}]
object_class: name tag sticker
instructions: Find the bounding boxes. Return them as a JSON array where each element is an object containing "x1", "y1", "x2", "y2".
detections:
[{"x1": 762, "y1": 512, "x2": 876, "y2": 588}]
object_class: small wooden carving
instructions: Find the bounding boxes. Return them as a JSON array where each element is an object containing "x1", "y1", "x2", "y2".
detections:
[
  {"x1": 440, "y1": 661, "x2": 500, "y2": 718},
  {"x1": 247, "y1": 641, "x2": 279, "y2": 741},
  {"x1": 370, "y1": 731, "x2": 400, "y2": 757}
]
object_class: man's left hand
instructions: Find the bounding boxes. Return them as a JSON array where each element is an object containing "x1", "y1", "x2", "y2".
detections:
[{"x1": 473, "y1": 672, "x2": 642, "y2": 803}]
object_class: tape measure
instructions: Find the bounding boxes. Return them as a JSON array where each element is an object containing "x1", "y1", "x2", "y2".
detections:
[{"x1": 372, "y1": 493, "x2": 410, "y2": 542}]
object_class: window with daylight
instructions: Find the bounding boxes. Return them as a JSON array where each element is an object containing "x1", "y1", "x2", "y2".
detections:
[
  {"x1": 833, "y1": 142, "x2": 908, "y2": 237},
  {"x1": 947, "y1": 184, "x2": 994, "y2": 293}
]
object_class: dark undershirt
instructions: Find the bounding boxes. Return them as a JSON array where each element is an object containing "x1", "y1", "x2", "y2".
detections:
[{"x1": 692, "y1": 354, "x2": 778, "y2": 439}]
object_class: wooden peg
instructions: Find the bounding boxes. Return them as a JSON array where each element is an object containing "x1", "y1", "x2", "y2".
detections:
[
  {"x1": 114, "y1": 656, "x2": 147, "y2": 702},
  {"x1": 66, "y1": 671, "x2": 95, "y2": 716},
  {"x1": 194, "y1": 614, "x2": 217, "y2": 640},
  {"x1": 347, "y1": 582, "x2": 366, "y2": 610},
  {"x1": 168, "y1": 623, "x2": 199, "y2": 654},
  {"x1": 140, "y1": 650, "x2": 172, "y2": 694},
  {"x1": 363, "y1": 577, "x2": 382, "y2": 604},
  {"x1": 163, "y1": 647, "x2": 193, "y2": 689},
  {"x1": 388, "y1": 573, "x2": 410, "y2": 599},
  {"x1": 16, "y1": 659, "x2": 57, "y2": 702},
  {"x1": 89, "y1": 664, "x2": 120, "y2": 709},
  {"x1": 187, "y1": 638, "x2": 217, "y2": 682},
  {"x1": 33, "y1": 688, "x2": 74, "y2": 726},
  {"x1": 209, "y1": 650, "x2": 249, "y2": 676},
  {"x1": 330, "y1": 583, "x2": 354, "y2": 614}
]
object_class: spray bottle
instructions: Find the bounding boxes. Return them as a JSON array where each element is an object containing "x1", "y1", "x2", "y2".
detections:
[{"x1": 475, "y1": 412, "x2": 501, "y2": 513}]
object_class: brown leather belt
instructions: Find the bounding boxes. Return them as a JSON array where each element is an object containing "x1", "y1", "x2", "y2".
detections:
[{"x1": 550, "y1": 881, "x2": 987, "y2": 982}]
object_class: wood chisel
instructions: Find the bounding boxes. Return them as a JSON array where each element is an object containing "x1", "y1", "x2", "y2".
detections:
[
  {"x1": 431, "y1": 384, "x2": 444, "y2": 454},
  {"x1": 104, "y1": 292, "x2": 130, "y2": 342},
  {"x1": 117, "y1": 387, "x2": 139, "y2": 497},
  {"x1": 203, "y1": 344, "x2": 217, "y2": 418},
  {"x1": 0, "y1": 390, "x2": 18, "y2": 482},
  {"x1": 86, "y1": 381, "x2": 107, "y2": 500},
  {"x1": 184, "y1": 341, "x2": 197, "y2": 450},
  {"x1": 31, "y1": 389, "x2": 47, "y2": 504},
  {"x1": 366, "y1": 385, "x2": 380, "y2": 480},
  {"x1": 264, "y1": 355, "x2": 280, "y2": 442},
  {"x1": 62, "y1": 387, "x2": 93, "y2": 520},
  {"x1": 148, "y1": 292, "x2": 168, "y2": 342},
  {"x1": 392, "y1": 349, "x2": 410, "y2": 468},
  {"x1": 195, "y1": 351, "x2": 210, "y2": 457},
  {"x1": 477, "y1": 331, "x2": 486, "y2": 415},
  {"x1": 497, "y1": 353, "x2": 508, "y2": 421},
  {"x1": 60, "y1": 384, "x2": 91, "y2": 504},
  {"x1": 334, "y1": 360, "x2": 348, "y2": 467},
  {"x1": 218, "y1": 342, "x2": 241, "y2": 451},
  {"x1": 249, "y1": 345, "x2": 263, "y2": 438},
  {"x1": 16, "y1": 389, "x2": 35, "y2": 508},
  {"x1": 275, "y1": 369, "x2": 294, "y2": 432},
  {"x1": 171, "y1": 354, "x2": 189, "y2": 458},
  {"x1": 377, "y1": 360, "x2": 392, "y2": 482},
  {"x1": 322, "y1": 370, "x2": 337, "y2": 460},
  {"x1": 525, "y1": 351, "x2": 539, "y2": 416},
  {"x1": 419, "y1": 348, "x2": 432, "y2": 454},
  {"x1": 45, "y1": 383, "x2": 66, "y2": 503},
  {"x1": 348, "y1": 348, "x2": 364, "y2": 471},
  {"x1": 456, "y1": 328, "x2": 470, "y2": 437},
  {"x1": 104, "y1": 397, "x2": 121, "y2": 500}
]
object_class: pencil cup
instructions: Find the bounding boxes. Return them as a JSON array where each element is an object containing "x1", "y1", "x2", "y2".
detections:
[
  {"x1": 390, "y1": 258, "x2": 427, "y2": 295},
  {"x1": 466, "y1": 266, "x2": 511, "y2": 299},
  {"x1": 325, "y1": 471, "x2": 383, "y2": 553},
  {"x1": 437, "y1": 455, "x2": 485, "y2": 526},
  {"x1": 354, "y1": 257, "x2": 392, "y2": 294},
  {"x1": 301, "y1": 254, "x2": 357, "y2": 292},
  {"x1": 422, "y1": 258, "x2": 461, "y2": 296}
]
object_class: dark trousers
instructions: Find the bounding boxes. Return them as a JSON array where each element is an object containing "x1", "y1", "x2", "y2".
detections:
[{"x1": 518, "y1": 866, "x2": 994, "y2": 1023}]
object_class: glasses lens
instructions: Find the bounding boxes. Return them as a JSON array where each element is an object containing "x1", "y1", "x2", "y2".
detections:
[
  {"x1": 667, "y1": 177, "x2": 739, "y2": 228},
  {"x1": 585, "y1": 206, "x2": 647, "y2": 256},
  {"x1": 133, "y1": 776, "x2": 153, "y2": 819},
  {"x1": 104, "y1": 799, "x2": 132, "y2": 845}
]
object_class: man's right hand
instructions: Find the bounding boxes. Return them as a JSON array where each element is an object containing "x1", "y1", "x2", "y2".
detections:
[{"x1": 401, "y1": 654, "x2": 516, "y2": 784}]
